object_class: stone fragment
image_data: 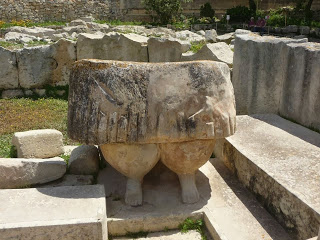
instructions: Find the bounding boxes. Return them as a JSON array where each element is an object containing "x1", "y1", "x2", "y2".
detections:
[
  {"x1": 1, "y1": 89, "x2": 24, "y2": 99},
  {"x1": 148, "y1": 38, "x2": 182, "y2": 62},
  {"x1": 182, "y1": 42, "x2": 234, "y2": 67},
  {"x1": 197, "y1": 30, "x2": 205, "y2": 36},
  {"x1": 286, "y1": 25, "x2": 298, "y2": 33},
  {"x1": 68, "y1": 60, "x2": 236, "y2": 145},
  {"x1": 69, "y1": 19, "x2": 87, "y2": 27},
  {"x1": 300, "y1": 26, "x2": 310, "y2": 35},
  {"x1": 80, "y1": 16, "x2": 95, "y2": 22},
  {"x1": 175, "y1": 30, "x2": 205, "y2": 43},
  {"x1": 38, "y1": 174, "x2": 94, "y2": 188},
  {"x1": 0, "y1": 47, "x2": 18, "y2": 89},
  {"x1": 7, "y1": 26, "x2": 55, "y2": 38},
  {"x1": 12, "y1": 129, "x2": 64, "y2": 158},
  {"x1": 68, "y1": 145, "x2": 100, "y2": 175},
  {"x1": 77, "y1": 32, "x2": 148, "y2": 62},
  {"x1": 216, "y1": 32, "x2": 234, "y2": 44},
  {"x1": 205, "y1": 29, "x2": 217, "y2": 42},
  {"x1": 5, "y1": 32, "x2": 36, "y2": 43},
  {"x1": 86, "y1": 22, "x2": 110, "y2": 32},
  {"x1": 0, "y1": 157, "x2": 66, "y2": 189},
  {"x1": 60, "y1": 25, "x2": 88, "y2": 35}
]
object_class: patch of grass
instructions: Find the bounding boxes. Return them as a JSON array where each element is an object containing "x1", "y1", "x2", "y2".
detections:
[
  {"x1": 190, "y1": 41, "x2": 206, "y2": 53},
  {"x1": 0, "y1": 41, "x2": 24, "y2": 50},
  {"x1": 25, "y1": 40, "x2": 51, "y2": 47},
  {"x1": 60, "y1": 154, "x2": 70, "y2": 165},
  {"x1": 125, "y1": 231, "x2": 149, "y2": 238},
  {"x1": 0, "y1": 20, "x2": 66, "y2": 30},
  {"x1": 0, "y1": 98, "x2": 77, "y2": 158},
  {"x1": 179, "y1": 218, "x2": 207, "y2": 240}
]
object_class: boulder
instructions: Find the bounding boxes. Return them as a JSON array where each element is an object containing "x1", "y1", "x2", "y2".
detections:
[
  {"x1": 50, "y1": 33, "x2": 70, "y2": 41},
  {"x1": 68, "y1": 60, "x2": 236, "y2": 144},
  {"x1": 1, "y1": 89, "x2": 24, "y2": 99},
  {"x1": 59, "y1": 26, "x2": 88, "y2": 35},
  {"x1": 12, "y1": 129, "x2": 64, "y2": 158},
  {"x1": 0, "y1": 157, "x2": 66, "y2": 189},
  {"x1": 0, "y1": 47, "x2": 18, "y2": 89},
  {"x1": 175, "y1": 30, "x2": 205, "y2": 43},
  {"x1": 68, "y1": 145, "x2": 100, "y2": 175},
  {"x1": 216, "y1": 32, "x2": 234, "y2": 44},
  {"x1": 86, "y1": 22, "x2": 110, "y2": 32},
  {"x1": 286, "y1": 25, "x2": 298, "y2": 33},
  {"x1": 148, "y1": 38, "x2": 183, "y2": 62},
  {"x1": 300, "y1": 26, "x2": 310, "y2": 35},
  {"x1": 5, "y1": 32, "x2": 37, "y2": 43},
  {"x1": 197, "y1": 30, "x2": 205, "y2": 36},
  {"x1": 77, "y1": 32, "x2": 148, "y2": 62},
  {"x1": 205, "y1": 29, "x2": 217, "y2": 42},
  {"x1": 182, "y1": 42, "x2": 234, "y2": 67},
  {"x1": 69, "y1": 19, "x2": 87, "y2": 27}
]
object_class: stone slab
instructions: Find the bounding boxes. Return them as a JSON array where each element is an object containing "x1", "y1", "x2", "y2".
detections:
[
  {"x1": 115, "y1": 230, "x2": 204, "y2": 240},
  {"x1": 97, "y1": 159, "x2": 290, "y2": 239},
  {"x1": 214, "y1": 114, "x2": 320, "y2": 240},
  {"x1": 0, "y1": 185, "x2": 107, "y2": 240}
]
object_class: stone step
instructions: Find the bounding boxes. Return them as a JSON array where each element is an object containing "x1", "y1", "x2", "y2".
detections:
[
  {"x1": 0, "y1": 185, "x2": 107, "y2": 240},
  {"x1": 98, "y1": 158, "x2": 291, "y2": 240},
  {"x1": 214, "y1": 114, "x2": 320, "y2": 240}
]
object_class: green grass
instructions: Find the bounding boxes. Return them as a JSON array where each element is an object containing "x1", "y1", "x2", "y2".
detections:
[
  {"x1": 190, "y1": 41, "x2": 206, "y2": 53},
  {"x1": 0, "y1": 21, "x2": 66, "y2": 30},
  {"x1": 0, "y1": 40, "x2": 51, "y2": 50},
  {"x1": 0, "y1": 98, "x2": 76, "y2": 158},
  {"x1": 179, "y1": 218, "x2": 207, "y2": 240}
]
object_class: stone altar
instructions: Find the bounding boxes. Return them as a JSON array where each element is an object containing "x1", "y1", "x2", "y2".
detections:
[{"x1": 68, "y1": 60, "x2": 236, "y2": 206}]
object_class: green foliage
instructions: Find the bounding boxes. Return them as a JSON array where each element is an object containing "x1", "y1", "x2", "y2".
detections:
[
  {"x1": 179, "y1": 218, "x2": 207, "y2": 240},
  {"x1": 200, "y1": 3, "x2": 215, "y2": 18},
  {"x1": 190, "y1": 41, "x2": 206, "y2": 53},
  {"x1": 0, "y1": 41, "x2": 24, "y2": 50},
  {"x1": 249, "y1": 0, "x2": 257, "y2": 13},
  {"x1": 0, "y1": 20, "x2": 65, "y2": 30},
  {"x1": 60, "y1": 154, "x2": 70, "y2": 165},
  {"x1": 0, "y1": 134, "x2": 13, "y2": 158},
  {"x1": 142, "y1": 0, "x2": 191, "y2": 24},
  {"x1": 226, "y1": 6, "x2": 253, "y2": 23}
]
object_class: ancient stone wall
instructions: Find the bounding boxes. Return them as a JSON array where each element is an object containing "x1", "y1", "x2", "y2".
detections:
[
  {"x1": 232, "y1": 33, "x2": 320, "y2": 132},
  {"x1": 0, "y1": 0, "x2": 111, "y2": 22},
  {"x1": 1, "y1": 0, "x2": 320, "y2": 22}
]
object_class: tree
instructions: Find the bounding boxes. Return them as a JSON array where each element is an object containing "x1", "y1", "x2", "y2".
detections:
[
  {"x1": 142, "y1": 0, "x2": 191, "y2": 24},
  {"x1": 200, "y1": 3, "x2": 215, "y2": 18}
]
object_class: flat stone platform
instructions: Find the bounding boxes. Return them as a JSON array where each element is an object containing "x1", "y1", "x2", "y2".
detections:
[
  {"x1": 214, "y1": 114, "x2": 320, "y2": 240},
  {"x1": 0, "y1": 185, "x2": 107, "y2": 240},
  {"x1": 98, "y1": 158, "x2": 290, "y2": 240}
]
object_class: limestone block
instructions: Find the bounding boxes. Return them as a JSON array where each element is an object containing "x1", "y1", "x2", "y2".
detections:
[
  {"x1": 38, "y1": 174, "x2": 94, "y2": 187},
  {"x1": 80, "y1": 16, "x2": 95, "y2": 22},
  {"x1": 0, "y1": 47, "x2": 18, "y2": 89},
  {"x1": 0, "y1": 185, "x2": 107, "y2": 240},
  {"x1": 148, "y1": 37, "x2": 182, "y2": 62},
  {"x1": 175, "y1": 30, "x2": 205, "y2": 43},
  {"x1": 16, "y1": 45, "x2": 55, "y2": 88},
  {"x1": 68, "y1": 60, "x2": 236, "y2": 145},
  {"x1": 232, "y1": 33, "x2": 309, "y2": 115},
  {"x1": 1, "y1": 89, "x2": 24, "y2": 99},
  {"x1": 8, "y1": 26, "x2": 55, "y2": 38},
  {"x1": 216, "y1": 32, "x2": 234, "y2": 44},
  {"x1": 0, "y1": 157, "x2": 66, "y2": 189},
  {"x1": 182, "y1": 42, "x2": 234, "y2": 67},
  {"x1": 5, "y1": 32, "x2": 37, "y2": 43},
  {"x1": 77, "y1": 32, "x2": 148, "y2": 62},
  {"x1": 300, "y1": 26, "x2": 310, "y2": 35},
  {"x1": 279, "y1": 42, "x2": 320, "y2": 131},
  {"x1": 60, "y1": 26, "x2": 88, "y2": 35},
  {"x1": 286, "y1": 25, "x2": 298, "y2": 33},
  {"x1": 69, "y1": 19, "x2": 87, "y2": 27},
  {"x1": 68, "y1": 145, "x2": 100, "y2": 175},
  {"x1": 86, "y1": 22, "x2": 110, "y2": 32},
  {"x1": 51, "y1": 39, "x2": 77, "y2": 86},
  {"x1": 205, "y1": 29, "x2": 217, "y2": 42},
  {"x1": 12, "y1": 129, "x2": 64, "y2": 158},
  {"x1": 197, "y1": 30, "x2": 205, "y2": 36}
]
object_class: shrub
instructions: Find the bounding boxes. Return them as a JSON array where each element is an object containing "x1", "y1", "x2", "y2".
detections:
[
  {"x1": 142, "y1": 0, "x2": 191, "y2": 24},
  {"x1": 225, "y1": 6, "x2": 252, "y2": 23},
  {"x1": 200, "y1": 2, "x2": 215, "y2": 18}
]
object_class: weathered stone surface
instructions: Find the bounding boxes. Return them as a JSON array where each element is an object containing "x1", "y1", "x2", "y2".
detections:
[
  {"x1": 216, "y1": 32, "x2": 234, "y2": 44},
  {"x1": 68, "y1": 60, "x2": 236, "y2": 144},
  {"x1": 0, "y1": 185, "x2": 107, "y2": 240},
  {"x1": 232, "y1": 33, "x2": 309, "y2": 115},
  {"x1": 286, "y1": 25, "x2": 298, "y2": 33},
  {"x1": 148, "y1": 38, "x2": 182, "y2": 62},
  {"x1": 300, "y1": 26, "x2": 310, "y2": 35},
  {"x1": 205, "y1": 29, "x2": 217, "y2": 42},
  {"x1": 17, "y1": 45, "x2": 55, "y2": 88},
  {"x1": 68, "y1": 145, "x2": 100, "y2": 175},
  {"x1": 279, "y1": 42, "x2": 320, "y2": 131},
  {"x1": 1, "y1": 89, "x2": 24, "y2": 99},
  {"x1": 77, "y1": 32, "x2": 148, "y2": 62},
  {"x1": 182, "y1": 42, "x2": 234, "y2": 67},
  {"x1": 0, "y1": 47, "x2": 18, "y2": 89},
  {"x1": 0, "y1": 157, "x2": 66, "y2": 188},
  {"x1": 214, "y1": 114, "x2": 320, "y2": 240},
  {"x1": 12, "y1": 129, "x2": 64, "y2": 158},
  {"x1": 38, "y1": 174, "x2": 94, "y2": 187},
  {"x1": 5, "y1": 32, "x2": 37, "y2": 43},
  {"x1": 69, "y1": 19, "x2": 87, "y2": 27},
  {"x1": 115, "y1": 230, "x2": 203, "y2": 240},
  {"x1": 8, "y1": 26, "x2": 55, "y2": 38},
  {"x1": 60, "y1": 25, "x2": 88, "y2": 35},
  {"x1": 51, "y1": 39, "x2": 77, "y2": 85},
  {"x1": 175, "y1": 30, "x2": 205, "y2": 43}
]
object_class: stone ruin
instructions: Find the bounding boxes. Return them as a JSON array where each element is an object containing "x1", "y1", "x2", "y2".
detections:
[{"x1": 68, "y1": 60, "x2": 236, "y2": 206}]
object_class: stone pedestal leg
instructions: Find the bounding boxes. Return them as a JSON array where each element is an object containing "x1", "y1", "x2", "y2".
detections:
[
  {"x1": 100, "y1": 143, "x2": 160, "y2": 206},
  {"x1": 159, "y1": 140, "x2": 215, "y2": 204}
]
